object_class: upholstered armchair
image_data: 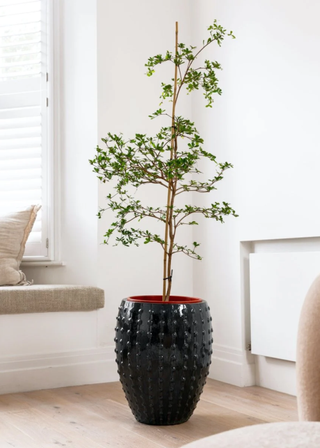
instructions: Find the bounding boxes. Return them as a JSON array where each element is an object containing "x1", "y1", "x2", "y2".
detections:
[{"x1": 296, "y1": 274, "x2": 320, "y2": 421}]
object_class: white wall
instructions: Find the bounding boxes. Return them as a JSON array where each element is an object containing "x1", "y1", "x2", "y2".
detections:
[
  {"x1": 192, "y1": 0, "x2": 320, "y2": 392},
  {"x1": 11, "y1": 0, "x2": 320, "y2": 395}
]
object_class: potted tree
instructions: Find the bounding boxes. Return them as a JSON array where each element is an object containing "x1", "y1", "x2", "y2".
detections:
[{"x1": 90, "y1": 21, "x2": 236, "y2": 425}]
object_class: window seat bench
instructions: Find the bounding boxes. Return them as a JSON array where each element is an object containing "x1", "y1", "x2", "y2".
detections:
[
  {"x1": 0, "y1": 285, "x2": 111, "y2": 395},
  {"x1": 0, "y1": 284, "x2": 105, "y2": 315}
]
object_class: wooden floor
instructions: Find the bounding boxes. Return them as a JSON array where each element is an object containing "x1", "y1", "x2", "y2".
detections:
[{"x1": 0, "y1": 379, "x2": 298, "y2": 447}]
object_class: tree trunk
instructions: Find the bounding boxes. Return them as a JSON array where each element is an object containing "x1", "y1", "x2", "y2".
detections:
[{"x1": 162, "y1": 21, "x2": 178, "y2": 301}]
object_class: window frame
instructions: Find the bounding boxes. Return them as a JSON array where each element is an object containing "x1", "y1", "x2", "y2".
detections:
[{"x1": 22, "y1": 0, "x2": 60, "y2": 263}]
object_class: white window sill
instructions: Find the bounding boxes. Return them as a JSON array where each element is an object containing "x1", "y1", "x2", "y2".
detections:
[{"x1": 21, "y1": 261, "x2": 66, "y2": 268}]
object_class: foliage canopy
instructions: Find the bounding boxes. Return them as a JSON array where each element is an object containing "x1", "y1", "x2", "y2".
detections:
[{"x1": 90, "y1": 21, "x2": 237, "y2": 301}]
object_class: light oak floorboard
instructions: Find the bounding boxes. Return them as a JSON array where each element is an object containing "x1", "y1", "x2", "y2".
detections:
[{"x1": 0, "y1": 379, "x2": 298, "y2": 447}]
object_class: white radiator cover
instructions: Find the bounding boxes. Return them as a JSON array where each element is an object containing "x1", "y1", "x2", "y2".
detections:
[{"x1": 250, "y1": 251, "x2": 320, "y2": 361}]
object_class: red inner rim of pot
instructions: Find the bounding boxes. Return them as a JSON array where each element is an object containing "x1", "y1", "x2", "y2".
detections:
[{"x1": 127, "y1": 295, "x2": 202, "y2": 304}]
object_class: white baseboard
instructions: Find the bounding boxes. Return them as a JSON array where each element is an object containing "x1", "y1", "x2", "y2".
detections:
[
  {"x1": 0, "y1": 343, "x2": 256, "y2": 395},
  {"x1": 209, "y1": 343, "x2": 256, "y2": 387},
  {"x1": 0, "y1": 347, "x2": 118, "y2": 395}
]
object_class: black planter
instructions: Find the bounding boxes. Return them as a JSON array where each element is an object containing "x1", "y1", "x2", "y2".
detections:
[{"x1": 114, "y1": 295, "x2": 213, "y2": 425}]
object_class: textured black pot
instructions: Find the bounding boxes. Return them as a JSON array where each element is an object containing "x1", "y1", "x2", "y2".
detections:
[{"x1": 114, "y1": 295, "x2": 213, "y2": 425}]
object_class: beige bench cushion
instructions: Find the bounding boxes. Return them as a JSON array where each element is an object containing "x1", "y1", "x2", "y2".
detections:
[{"x1": 0, "y1": 285, "x2": 105, "y2": 314}]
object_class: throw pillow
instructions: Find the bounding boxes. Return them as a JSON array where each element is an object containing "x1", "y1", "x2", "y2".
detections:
[{"x1": 0, "y1": 205, "x2": 41, "y2": 286}]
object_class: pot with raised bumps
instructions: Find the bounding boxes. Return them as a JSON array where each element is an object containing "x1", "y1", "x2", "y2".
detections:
[{"x1": 114, "y1": 295, "x2": 213, "y2": 425}]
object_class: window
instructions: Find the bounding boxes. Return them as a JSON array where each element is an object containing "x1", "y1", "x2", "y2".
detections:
[{"x1": 0, "y1": 0, "x2": 54, "y2": 260}]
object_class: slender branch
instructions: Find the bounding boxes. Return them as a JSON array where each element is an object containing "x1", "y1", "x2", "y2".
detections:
[
  {"x1": 176, "y1": 188, "x2": 215, "y2": 195},
  {"x1": 175, "y1": 59, "x2": 193, "y2": 104},
  {"x1": 118, "y1": 148, "x2": 168, "y2": 186},
  {"x1": 114, "y1": 206, "x2": 167, "y2": 224},
  {"x1": 174, "y1": 207, "x2": 218, "y2": 227},
  {"x1": 175, "y1": 168, "x2": 225, "y2": 194},
  {"x1": 174, "y1": 33, "x2": 218, "y2": 105},
  {"x1": 171, "y1": 249, "x2": 201, "y2": 260},
  {"x1": 136, "y1": 180, "x2": 168, "y2": 188}
]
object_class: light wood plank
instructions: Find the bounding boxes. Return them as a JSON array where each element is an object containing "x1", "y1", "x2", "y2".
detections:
[
  {"x1": 0, "y1": 379, "x2": 298, "y2": 447},
  {"x1": 0, "y1": 409, "x2": 106, "y2": 448},
  {"x1": 203, "y1": 381, "x2": 298, "y2": 422},
  {"x1": 0, "y1": 419, "x2": 39, "y2": 448}
]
